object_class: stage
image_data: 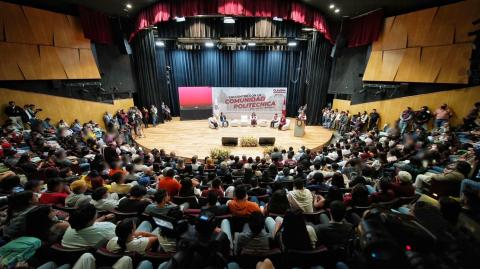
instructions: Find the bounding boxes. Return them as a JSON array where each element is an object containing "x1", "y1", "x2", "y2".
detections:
[{"x1": 135, "y1": 118, "x2": 333, "y2": 158}]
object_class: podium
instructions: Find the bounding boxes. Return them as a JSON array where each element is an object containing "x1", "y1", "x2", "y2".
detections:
[{"x1": 294, "y1": 119, "x2": 306, "y2": 137}]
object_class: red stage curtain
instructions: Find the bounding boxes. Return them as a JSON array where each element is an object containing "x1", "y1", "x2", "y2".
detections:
[
  {"x1": 129, "y1": 0, "x2": 332, "y2": 44},
  {"x1": 151, "y1": 1, "x2": 170, "y2": 24},
  {"x1": 78, "y1": 6, "x2": 113, "y2": 44},
  {"x1": 344, "y1": 9, "x2": 383, "y2": 47},
  {"x1": 312, "y1": 11, "x2": 333, "y2": 43},
  {"x1": 289, "y1": 2, "x2": 308, "y2": 25}
]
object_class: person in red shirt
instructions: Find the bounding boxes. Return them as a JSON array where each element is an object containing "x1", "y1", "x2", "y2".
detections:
[
  {"x1": 227, "y1": 185, "x2": 261, "y2": 216},
  {"x1": 39, "y1": 177, "x2": 68, "y2": 205},
  {"x1": 157, "y1": 168, "x2": 181, "y2": 197}
]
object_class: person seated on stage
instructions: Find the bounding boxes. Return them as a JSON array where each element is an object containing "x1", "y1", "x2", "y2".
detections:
[
  {"x1": 219, "y1": 112, "x2": 229, "y2": 127},
  {"x1": 270, "y1": 113, "x2": 279, "y2": 128},
  {"x1": 208, "y1": 114, "x2": 219, "y2": 129},
  {"x1": 278, "y1": 115, "x2": 287, "y2": 130},
  {"x1": 251, "y1": 112, "x2": 258, "y2": 126}
]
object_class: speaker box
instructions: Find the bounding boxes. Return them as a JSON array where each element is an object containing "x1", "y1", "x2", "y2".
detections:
[
  {"x1": 259, "y1": 137, "x2": 275, "y2": 146},
  {"x1": 222, "y1": 137, "x2": 238, "y2": 146}
]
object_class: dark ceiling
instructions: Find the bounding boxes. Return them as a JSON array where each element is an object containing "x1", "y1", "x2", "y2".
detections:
[{"x1": 10, "y1": 0, "x2": 461, "y2": 19}]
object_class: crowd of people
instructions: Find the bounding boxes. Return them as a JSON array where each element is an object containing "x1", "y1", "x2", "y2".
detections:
[{"x1": 0, "y1": 100, "x2": 479, "y2": 269}]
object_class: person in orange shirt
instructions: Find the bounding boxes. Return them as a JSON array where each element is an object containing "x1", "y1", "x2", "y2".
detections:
[
  {"x1": 157, "y1": 168, "x2": 181, "y2": 197},
  {"x1": 227, "y1": 185, "x2": 261, "y2": 216}
]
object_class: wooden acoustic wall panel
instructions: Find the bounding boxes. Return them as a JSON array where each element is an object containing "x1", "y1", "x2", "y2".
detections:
[
  {"x1": 79, "y1": 49, "x2": 101, "y2": 78},
  {"x1": 363, "y1": 49, "x2": 405, "y2": 81},
  {"x1": 436, "y1": 43, "x2": 472, "y2": 83},
  {"x1": 0, "y1": 1, "x2": 37, "y2": 45},
  {"x1": 53, "y1": 15, "x2": 91, "y2": 49},
  {"x1": 0, "y1": 2, "x2": 99, "y2": 80},
  {"x1": 453, "y1": 0, "x2": 480, "y2": 43},
  {"x1": 379, "y1": 16, "x2": 408, "y2": 51},
  {"x1": 0, "y1": 1, "x2": 90, "y2": 49},
  {"x1": 56, "y1": 47, "x2": 83, "y2": 79},
  {"x1": 0, "y1": 43, "x2": 25, "y2": 80},
  {"x1": 23, "y1": 6, "x2": 56, "y2": 46},
  {"x1": 39, "y1": 46, "x2": 68, "y2": 79},
  {"x1": 404, "y1": 8, "x2": 436, "y2": 48}
]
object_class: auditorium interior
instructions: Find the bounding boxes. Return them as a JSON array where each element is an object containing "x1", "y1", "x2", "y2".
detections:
[{"x1": 0, "y1": 0, "x2": 480, "y2": 268}]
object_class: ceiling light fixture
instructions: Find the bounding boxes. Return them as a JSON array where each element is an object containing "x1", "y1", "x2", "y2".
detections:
[
  {"x1": 247, "y1": 42, "x2": 256, "y2": 46},
  {"x1": 223, "y1": 17, "x2": 235, "y2": 24},
  {"x1": 273, "y1": 16, "x2": 283, "y2": 21},
  {"x1": 288, "y1": 42, "x2": 297, "y2": 47},
  {"x1": 334, "y1": 8, "x2": 340, "y2": 13},
  {"x1": 126, "y1": 3, "x2": 132, "y2": 9},
  {"x1": 329, "y1": 4, "x2": 335, "y2": 9},
  {"x1": 175, "y1": 16, "x2": 186, "y2": 22},
  {"x1": 301, "y1": 27, "x2": 315, "y2": 31},
  {"x1": 155, "y1": 41, "x2": 165, "y2": 47},
  {"x1": 205, "y1": 41, "x2": 215, "y2": 47}
]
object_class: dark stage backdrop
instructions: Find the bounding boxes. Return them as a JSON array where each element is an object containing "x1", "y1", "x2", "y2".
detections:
[
  {"x1": 132, "y1": 29, "x2": 332, "y2": 125},
  {"x1": 156, "y1": 48, "x2": 303, "y2": 118}
]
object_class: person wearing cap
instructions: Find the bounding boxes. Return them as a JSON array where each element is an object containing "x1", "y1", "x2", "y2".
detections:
[
  {"x1": 391, "y1": 171, "x2": 415, "y2": 197},
  {"x1": 66, "y1": 180, "x2": 92, "y2": 208}
]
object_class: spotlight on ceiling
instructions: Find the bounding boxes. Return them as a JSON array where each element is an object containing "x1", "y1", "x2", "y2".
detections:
[
  {"x1": 334, "y1": 8, "x2": 340, "y2": 13},
  {"x1": 205, "y1": 41, "x2": 215, "y2": 48},
  {"x1": 126, "y1": 3, "x2": 132, "y2": 9},
  {"x1": 273, "y1": 16, "x2": 283, "y2": 21},
  {"x1": 288, "y1": 41, "x2": 297, "y2": 47},
  {"x1": 329, "y1": 4, "x2": 335, "y2": 9},
  {"x1": 223, "y1": 17, "x2": 235, "y2": 24},
  {"x1": 247, "y1": 42, "x2": 256, "y2": 46},
  {"x1": 155, "y1": 41, "x2": 165, "y2": 47},
  {"x1": 175, "y1": 16, "x2": 186, "y2": 22},
  {"x1": 301, "y1": 27, "x2": 316, "y2": 32}
]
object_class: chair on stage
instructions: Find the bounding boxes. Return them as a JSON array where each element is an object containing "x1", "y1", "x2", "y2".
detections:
[
  {"x1": 240, "y1": 115, "x2": 249, "y2": 127},
  {"x1": 258, "y1": 119, "x2": 268, "y2": 127}
]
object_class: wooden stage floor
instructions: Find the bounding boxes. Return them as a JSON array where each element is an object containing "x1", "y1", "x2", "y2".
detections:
[{"x1": 135, "y1": 118, "x2": 333, "y2": 158}]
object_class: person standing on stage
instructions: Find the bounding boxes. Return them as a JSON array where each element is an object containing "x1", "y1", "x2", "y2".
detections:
[
  {"x1": 251, "y1": 112, "x2": 257, "y2": 127},
  {"x1": 219, "y1": 112, "x2": 228, "y2": 127},
  {"x1": 270, "y1": 113, "x2": 279, "y2": 128},
  {"x1": 278, "y1": 115, "x2": 287, "y2": 130},
  {"x1": 162, "y1": 102, "x2": 172, "y2": 121},
  {"x1": 298, "y1": 111, "x2": 307, "y2": 122},
  {"x1": 142, "y1": 107, "x2": 149, "y2": 128},
  {"x1": 150, "y1": 105, "x2": 158, "y2": 127}
]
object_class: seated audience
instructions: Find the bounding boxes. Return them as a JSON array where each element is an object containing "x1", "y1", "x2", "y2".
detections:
[
  {"x1": 61, "y1": 204, "x2": 116, "y2": 248},
  {"x1": 227, "y1": 185, "x2": 261, "y2": 216},
  {"x1": 107, "y1": 218, "x2": 158, "y2": 254},
  {"x1": 117, "y1": 185, "x2": 151, "y2": 214}
]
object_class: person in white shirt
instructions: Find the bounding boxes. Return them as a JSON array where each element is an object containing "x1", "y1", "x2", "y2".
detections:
[
  {"x1": 107, "y1": 218, "x2": 158, "y2": 255},
  {"x1": 287, "y1": 179, "x2": 323, "y2": 213},
  {"x1": 90, "y1": 187, "x2": 119, "y2": 211},
  {"x1": 307, "y1": 163, "x2": 322, "y2": 181},
  {"x1": 270, "y1": 113, "x2": 279, "y2": 128},
  {"x1": 208, "y1": 115, "x2": 219, "y2": 129},
  {"x1": 62, "y1": 204, "x2": 116, "y2": 249}
]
